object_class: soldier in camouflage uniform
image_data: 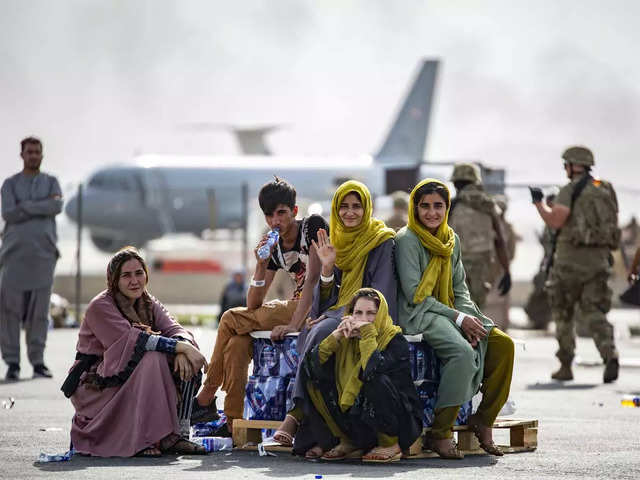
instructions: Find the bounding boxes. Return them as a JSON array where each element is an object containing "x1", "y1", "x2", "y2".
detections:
[
  {"x1": 524, "y1": 190, "x2": 558, "y2": 329},
  {"x1": 530, "y1": 146, "x2": 619, "y2": 383},
  {"x1": 386, "y1": 191, "x2": 410, "y2": 232},
  {"x1": 448, "y1": 163, "x2": 512, "y2": 310}
]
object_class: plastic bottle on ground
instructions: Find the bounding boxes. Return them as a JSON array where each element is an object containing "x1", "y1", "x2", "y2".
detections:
[{"x1": 191, "y1": 436, "x2": 233, "y2": 452}]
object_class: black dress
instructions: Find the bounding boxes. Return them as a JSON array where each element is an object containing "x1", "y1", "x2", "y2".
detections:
[{"x1": 292, "y1": 333, "x2": 423, "y2": 455}]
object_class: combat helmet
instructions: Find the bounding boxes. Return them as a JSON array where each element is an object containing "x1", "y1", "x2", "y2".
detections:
[
  {"x1": 562, "y1": 146, "x2": 594, "y2": 166},
  {"x1": 450, "y1": 163, "x2": 481, "y2": 184},
  {"x1": 391, "y1": 191, "x2": 409, "y2": 210}
]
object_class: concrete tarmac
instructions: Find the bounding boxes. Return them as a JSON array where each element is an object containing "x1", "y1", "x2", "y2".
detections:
[{"x1": 1, "y1": 326, "x2": 639, "y2": 480}]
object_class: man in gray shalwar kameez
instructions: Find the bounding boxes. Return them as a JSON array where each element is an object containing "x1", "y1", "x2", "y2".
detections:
[{"x1": 0, "y1": 137, "x2": 62, "y2": 381}]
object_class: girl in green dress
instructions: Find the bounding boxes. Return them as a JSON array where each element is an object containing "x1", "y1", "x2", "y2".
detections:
[{"x1": 394, "y1": 178, "x2": 514, "y2": 459}]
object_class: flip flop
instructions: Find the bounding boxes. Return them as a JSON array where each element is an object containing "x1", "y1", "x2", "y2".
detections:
[
  {"x1": 320, "y1": 444, "x2": 363, "y2": 461},
  {"x1": 304, "y1": 445, "x2": 324, "y2": 460}
]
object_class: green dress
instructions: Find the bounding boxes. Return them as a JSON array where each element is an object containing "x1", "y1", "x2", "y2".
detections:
[{"x1": 394, "y1": 226, "x2": 494, "y2": 408}]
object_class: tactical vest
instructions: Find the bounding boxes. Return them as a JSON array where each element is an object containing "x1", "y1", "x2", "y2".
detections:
[
  {"x1": 560, "y1": 179, "x2": 620, "y2": 249},
  {"x1": 449, "y1": 188, "x2": 495, "y2": 255}
]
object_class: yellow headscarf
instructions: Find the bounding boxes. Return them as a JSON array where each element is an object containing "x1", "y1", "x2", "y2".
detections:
[
  {"x1": 334, "y1": 288, "x2": 402, "y2": 411},
  {"x1": 407, "y1": 178, "x2": 456, "y2": 306},
  {"x1": 329, "y1": 180, "x2": 395, "y2": 310}
]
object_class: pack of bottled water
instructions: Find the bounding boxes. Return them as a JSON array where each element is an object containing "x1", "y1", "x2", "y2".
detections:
[
  {"x1": 415, "y1": 380, "x2": 472, "y2": 427},
  {"x1": 243, "y1": 375, "x2": 288, "y2": 420},
  {"x1": 406, "y1": 338, "x2": 440, "y2": 383},
  {"x1": 285, "y1": 375, "x2": 296, "y2": 412},
  {"x1": 252, "y1": 335, "x2": 298, "y2": 378}
]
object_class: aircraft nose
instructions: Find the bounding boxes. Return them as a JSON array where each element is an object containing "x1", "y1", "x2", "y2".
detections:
[{"x1": 65, "y1": 194, "x2": 78, "y2": 222}]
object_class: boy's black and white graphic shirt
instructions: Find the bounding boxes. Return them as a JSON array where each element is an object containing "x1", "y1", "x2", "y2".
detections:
[{"x1": 267, "y1": 214, "x2": 328, "y2": 299}]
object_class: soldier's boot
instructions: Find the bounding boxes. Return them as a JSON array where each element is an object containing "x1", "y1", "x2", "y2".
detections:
[
  {"x1": 551, "y1": 363, "x2": 573, "y2": 381},
  {"x1": 603, "y1": 358, "x2": 619, "y2": 384}
]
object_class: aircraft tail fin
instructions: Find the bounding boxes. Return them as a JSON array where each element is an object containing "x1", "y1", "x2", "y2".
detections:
[{"x1": 375, "y1": 59, "x2": 439, "y2": 165}]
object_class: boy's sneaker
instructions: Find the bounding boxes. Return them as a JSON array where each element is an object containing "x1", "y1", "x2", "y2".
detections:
[
  {"x1": 33, "y1": 364, "x2": 53, "y2": 378},
  {"x1": 190, "y1": 396, "x2": 220, "y2": 425},
  {"x1": 5, "y1": 364, "x2": 20, "y2": 381}
]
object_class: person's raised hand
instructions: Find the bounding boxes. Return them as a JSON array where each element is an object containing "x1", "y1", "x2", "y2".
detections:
[
  {"x1": 312, "y1": 229, "x2": 336, "y2": 271},
  {"x1": 254, "y1": 234, "x2": 272, "y2": 265},
  {"x1": 529, "y1": 187, "x2": 544, "y2": 204}
]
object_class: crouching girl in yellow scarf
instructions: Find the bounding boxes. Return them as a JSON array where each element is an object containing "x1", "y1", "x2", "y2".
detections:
[
  {"x1": 394, "y1": 179, "x2": 514, "y2": 459},
  {"x1": 274, "y1": 180, "x2": 397, "y2": 453},
  {"x1": 301, "y1": 288, "x2": 423, "y2": 462}
]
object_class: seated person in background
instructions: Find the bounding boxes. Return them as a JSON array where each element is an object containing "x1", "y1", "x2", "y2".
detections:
[
  {"x1": 395, "y1": 179, "x2": 514, "y2": 459},
  {"x1": 193, "y1": 177, "x2": 326, "y2": 433},
  {"x1": 276, "y1": 180, "x2": 397, "y2": 456},
  {"x1": 298, "y1": 288, "x2": 422, "y2": 463},
  {"x1": 63, "y1": 247, "x2": 208, "y2": 457}
]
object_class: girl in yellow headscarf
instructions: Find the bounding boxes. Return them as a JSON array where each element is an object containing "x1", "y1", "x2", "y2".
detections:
[
  {"x1": 274, "y1": 180, "x2": 397, "y2": 455},
  {"x1": 301, "y1": 288, "x2": 423, "y2": 462},
  {"x1": 394, "y1": 178, "x2": 515, "y2": 459}
]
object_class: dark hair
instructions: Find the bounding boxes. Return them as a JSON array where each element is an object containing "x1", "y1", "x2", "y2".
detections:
[
  {"x1": 341, "y1": 190, "x2": 362, "y2": 203},
  {"x1": 258, "y1": 176, "x2": 296, "y2": 215},
  {"x1": 20, "y1": 136, "x2": 42, "y2": 152},
  {"x1": 347, "y1": 288, "x2": 381, "y2": 314},
  {"x1": 412, "y1": 182, "x2": 450, "y2": 209},
  {"x1": 107, "y1": 246, "x2": 149, "y2": 293}
]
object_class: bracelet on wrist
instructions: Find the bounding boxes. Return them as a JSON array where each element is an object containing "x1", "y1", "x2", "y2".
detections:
[
  {"x1": 320, "y1": 272, "x2": 335, "y2": 283},
  {"x1": 455, "y1": 312, "x2": 465, "y2": 328},
  {"x1": 250, "y1": 278, "x2": 266, "y2": 288}
]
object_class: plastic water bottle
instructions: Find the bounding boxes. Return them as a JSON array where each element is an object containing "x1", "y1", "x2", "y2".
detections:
[
  {"x1": 258, "y1": 228, "x2": 280, "y2": 259},
  {"x1": 191, "y1": 436, "x2": 233, "y2": 452},
  {"x1": 621, "y1": 395, "x2": 640, "y2": 407}
]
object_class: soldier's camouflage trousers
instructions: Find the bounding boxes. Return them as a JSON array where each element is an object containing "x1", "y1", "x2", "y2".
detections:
[
  {"x1": 546, "y1": 264, "x2": 618, "y2": 364},
  {"x1": 463, "y1": 255, "x2": 493, "y2": 310}
]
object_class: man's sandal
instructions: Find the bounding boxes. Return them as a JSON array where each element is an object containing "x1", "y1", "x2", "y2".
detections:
[
  {"x1": 425, "y1": 436, "x2": 464, "y2": 460},
  {"x1": 135, "y1": 446, "x2": 162, "y2": 458},
  {"x1": 469, "y1": 422, "x2": 504, "y2": 456},
  {"x1": 273, "y1": 414, "x2": 299, "y2": 447},
  {"x1": 362, "y1": 445, "x2": 402, "y2": 463},
  {"x1": 160, "y1": 434, "x2": 207, "y2": 455},
  {"x1": 320, "y1": 443, "x2": 363, "y2": 461}
]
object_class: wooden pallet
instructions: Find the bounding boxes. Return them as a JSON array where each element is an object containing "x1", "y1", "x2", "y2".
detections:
[
  {"x1": 232, "y1": 419, "x2": 293, "y2": 452},
  {"x1": 405, "y1": 418, "x2": 538, "y2": 458},
  {"x1": 232, "y1": 418, "x2": 537, "y2": 455}
]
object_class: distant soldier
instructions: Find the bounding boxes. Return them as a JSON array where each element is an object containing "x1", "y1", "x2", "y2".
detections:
[
  {"x1": 448, "y1": 163, "x2": 512, "y2": 310},
  {"x1": 524, "y1": 190, "x2": 558, "y2": 329},
  {"x1": 484, "y1": 195, "x2": 519, "y2": 330},
  {"x1": 0, "y1": 137, "x2": 62, "y2": 381},
  {"x1": 386, "y1": 190, "x2": 409, "y2": 232},
  {"x1": 530, "y1": 146, "x2": 620, "y2": 383}
]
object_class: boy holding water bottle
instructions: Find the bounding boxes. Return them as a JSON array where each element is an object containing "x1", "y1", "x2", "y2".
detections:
[{"x1": 193, "y1": 177, "x2": 328, "y2": 434}]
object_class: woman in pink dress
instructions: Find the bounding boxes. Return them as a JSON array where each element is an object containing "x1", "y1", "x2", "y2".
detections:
[{"x1": 62, "y1": 247, "x2": 209, "y2": 457}]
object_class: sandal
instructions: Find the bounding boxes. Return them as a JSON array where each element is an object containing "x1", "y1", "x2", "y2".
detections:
[
  {"x1": 362, "y1": 444, "x2": 402, "y2": 463},
  {"x1": 304, "y1": 445, "x2": 324, "y2": 460},
  {"x1": 469, "y1": 420, "x2": 503, "y2": 456},
  {"x1": 135, "y1": 446, "x2": 162, "y2": 458},
  {"x1": 160, "y1": 434, "x2": 207, "y2": 455},
  {"x1": 273, "y1": 414, "x2": 298, "y2": 447},
  {"x1": 320, "y1": 442, "x2": 364, "y2": 461},
  {"x1": 425, "y1": 435, "x2": 464, "y2": 460}
]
